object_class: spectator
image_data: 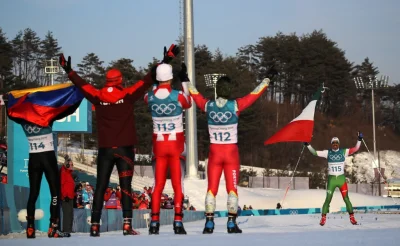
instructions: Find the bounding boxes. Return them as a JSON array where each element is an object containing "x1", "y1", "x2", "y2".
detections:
[
  {"x1": 60, "y1": 155, "x2": 74, "y2": 237},
  {"x1": 243, "y1": 205, "x2": 248, "y2": 210},
  {"x1": 104, "y1": 187, "x2": 121, "y2": 209},
  {"x1": 248, "y1": 205, "x2": 253, "y2": 210},
  {"x1": 138, "y1": 194, "x2": 149, "y2": 210},
  {"x1": 237, "y1": 206, "x2": 241, "y2": 212},
  {"x1": 82, "y1": 183, "x2": 94, "y2": 209},
  {"x1": 164, "y1": 197, "x2": 173, "y2": 209},
  {"x1": 276, "y1": 203, "x2": 282, "y2": 209},
  {"x1": 1, "y1": 174, "x2": 7, "y2": 184},
  {"x1": 189, "y1": 205, "x2": 196, "y2": 211},
  {"x1": 74, "y1": 183, "x2": 84, "y2": 208}
]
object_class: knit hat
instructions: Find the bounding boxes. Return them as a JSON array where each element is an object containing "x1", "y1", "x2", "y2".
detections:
[
  {"x1": 156, "y1": 64, "x2": 173, "y2": 82},
  {"x1": 331, "y1": 137, "x2": 340, "y2": 144}
]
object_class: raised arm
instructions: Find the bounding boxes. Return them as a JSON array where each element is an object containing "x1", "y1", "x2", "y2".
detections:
[
  {"x1": 125, "y1": 71, "x2": 154, "y2": 102},
  {"x1": 304, "y1": 143, "x2": 328, "y2": 158},
  {"x1": 347, "y1": 132, "x2": 363, "y2": 156},
  {"x1": 236, "y1": 78, "x2": 269, "y2": 112},
  {"x1": 187, "y1": 82, "x2": 209, "y2": 112},
  {"x1": 60, "y1": 54, "x2": 100, "y2": 104}
]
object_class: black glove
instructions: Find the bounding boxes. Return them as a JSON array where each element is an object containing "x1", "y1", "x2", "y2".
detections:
[
  {"x1": 303, "y1": 142, "x2": 309, "y2": 146},
  {"x1": 162, "y1": 44, "x2": 180, "y2": 64},
  {"x1": 179, "y1": 63, "x2": 190, "y2": 82},
  {"x1": 59, "y1": 54, "x2": 72, "y2": 73},
  {"x1": 358, "y1": 131, "x2": 363, "y2": 141}
]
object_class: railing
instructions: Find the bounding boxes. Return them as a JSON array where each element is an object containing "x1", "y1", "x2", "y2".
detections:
[{"x1": 57, "y1": 156, "x2": 174, "y2": 194}]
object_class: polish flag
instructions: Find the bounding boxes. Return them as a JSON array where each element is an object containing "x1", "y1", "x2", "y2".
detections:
[{"x1": 264, "y1": 87, "x2": 323, "y2": 145}]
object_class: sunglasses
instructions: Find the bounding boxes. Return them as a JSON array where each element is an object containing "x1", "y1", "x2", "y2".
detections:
[{"x1": 331, "y1": 142, "x2": 339, "y2": 144}]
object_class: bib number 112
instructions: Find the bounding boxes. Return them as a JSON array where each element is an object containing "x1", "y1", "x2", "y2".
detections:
[{"x1": 213, "y1": 132, "x2": 231, "y2": 141}]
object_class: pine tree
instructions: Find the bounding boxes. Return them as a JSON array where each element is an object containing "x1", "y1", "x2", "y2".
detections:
[{"x1": 77, "y1": 53, "x2": 105, "y2": 88}]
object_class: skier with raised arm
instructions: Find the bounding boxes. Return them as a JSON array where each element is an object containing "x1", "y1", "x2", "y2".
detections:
[
  {"x1": 59, "y1": 44, "x2": 180, "y2": 237},
  {"x1": 187, "y1": 76, "x2": 270, "y2": 234},
  {"x1": 145, "y1": 63, "x2": 191, "y2": 235},
  {"x1": 304, "y1": 132, "x2": 363, "y2": 226}
]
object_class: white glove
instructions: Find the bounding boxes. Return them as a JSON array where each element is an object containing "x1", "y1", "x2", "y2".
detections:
[{"x1": 262, "y1": 78, "x2": 270, "y2": 86}]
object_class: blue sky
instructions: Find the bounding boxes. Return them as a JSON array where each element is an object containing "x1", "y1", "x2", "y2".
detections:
[{"x1": 0, "y1": 0, "x2": 399, "y2": 84}]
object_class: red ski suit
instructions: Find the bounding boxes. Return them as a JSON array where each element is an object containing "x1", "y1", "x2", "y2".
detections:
[
  {"x1": 189, "y1": 83, "x2": 268, "y2": 198},
  {"x1": 144, "y1": 84, "x2": 191, "y2": 221}
]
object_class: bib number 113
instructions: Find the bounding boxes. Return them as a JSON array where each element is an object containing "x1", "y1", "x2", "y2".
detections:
[{"x1": 157, "y1": 123, "x2": 175, "y2": 131}]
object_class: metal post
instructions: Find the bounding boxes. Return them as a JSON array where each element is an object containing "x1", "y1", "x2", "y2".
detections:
[
  {"x1": 371, "y1": 88, "x2": 377, "y2": 164},
  {"x1": 354, "y1": 75, "x2": 389, "y2": 195},
  {"x1": 44, "y1": 58, "x2": 59, "y2": 86},
  {"x1": 184, "y1": 0, "x2": 198, "y2": 179},
  {"x1": 204, "y1": 74, "x2": 226, "y2": 100},
  {"x1": 81, "y1": 133, "x2": 85, "y2": 164}
]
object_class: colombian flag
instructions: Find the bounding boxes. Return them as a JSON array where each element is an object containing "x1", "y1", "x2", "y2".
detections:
[{"x1": 7, "y1": 83, "x2": 84, "y2": 127}]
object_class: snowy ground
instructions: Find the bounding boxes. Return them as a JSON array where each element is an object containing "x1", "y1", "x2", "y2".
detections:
[
  {"x1": 183, "y1": 179, "x2": 400, "y2": 211},
  {"x1": 1, "y1": 214, "x2": 400, "y2": 245}
]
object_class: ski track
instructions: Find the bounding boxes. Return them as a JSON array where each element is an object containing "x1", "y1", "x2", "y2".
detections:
[{"x1": 1, "y1": 214, "x2": 400, "y2": 246}]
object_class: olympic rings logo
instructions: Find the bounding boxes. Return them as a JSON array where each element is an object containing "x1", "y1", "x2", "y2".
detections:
[
  {"x1": 151, "y1": 103, "x2": 177, "y2": 115},
  {"x1": 209, "y1": 111, "x2": 232, "y2": 123},
  {"x1": 329, "y1": 154, "x2": 343, "y2": 161},
  {"x1": 24, "y1": 124, "x2": 41, "y2": 134},
  {"x1": 289, "y1": 210, "x2": 298, "y2": 215}
]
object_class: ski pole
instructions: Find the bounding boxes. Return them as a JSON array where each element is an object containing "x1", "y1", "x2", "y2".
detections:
[{"x1": 281, "y1": 145, "x2": 305, "y2": 207}]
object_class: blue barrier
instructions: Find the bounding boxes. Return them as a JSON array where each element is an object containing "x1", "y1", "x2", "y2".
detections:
[
  {"x1": 340, "y1": 205, "x2": 400, "y2": 212},
  {"x1": 214, "y1": 208, "x2": 321, "y2": 217},
  {"x1": 0, "y1": 184, "x2": 205, "y2": 235}
]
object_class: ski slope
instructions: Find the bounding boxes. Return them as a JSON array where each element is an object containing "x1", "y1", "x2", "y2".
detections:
[
  {"x1": 1, "y1": 214, "x2": 400, "y2": 245},
  {"x1": 183, "y1": 179, "x2": 400, "y2": 211}
]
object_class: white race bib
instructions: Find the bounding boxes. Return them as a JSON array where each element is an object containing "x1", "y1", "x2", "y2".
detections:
[
  {"x1": 328, "y1": 162, "x2": 345, "y2": 175},
  {"x1": 27, "y1": 133, "x2": 54, "y2": 153},
  {"x1": 153, "y1": 115, "x2": 183, "y2": 134},
  {"x1": 208, "y1": 124, "x2": 238, "y2": 144}
]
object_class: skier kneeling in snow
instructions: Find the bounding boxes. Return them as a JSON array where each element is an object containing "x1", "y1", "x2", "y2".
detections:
[{"x1": 304, "y1": 132, "x2": 363, "y2": 226}]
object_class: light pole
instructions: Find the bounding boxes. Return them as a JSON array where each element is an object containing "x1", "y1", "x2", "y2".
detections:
[
  {"x1": 354, "y1": 75, "x2": 389, "y2": 195},
  {"x1": 204, "y1": 73, "x2": 226, "y2": 99},
  {"x1": 44, "y1": 58, "x2": 60, "y2": 86},
  {"x1": 184, "y1": 0, "x2": 198, "y2": 179}
]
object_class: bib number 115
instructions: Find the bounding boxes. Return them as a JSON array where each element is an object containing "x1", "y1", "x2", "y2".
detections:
[{"x1": 330, "y1": 166, "x2": 342, "y2": 172}]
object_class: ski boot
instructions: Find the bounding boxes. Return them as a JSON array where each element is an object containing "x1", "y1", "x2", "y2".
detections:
[
  {"x1": 149, "y1": 221, "x2": 160, "y2": 235},
  {"x1": 349, "y1": 213, "x2": 358, "y2": 225},
  {"x1": 227, "y1": 213, "x2": 242, "y2": 234},
  {"x1": 48, "y1": 219, "x2": 65, "y2": 238},
  {"x1": 202, "y1": 213, "x2": 215, "y2": 234},
  {"x1": 90, "y1": 223, "x2": 100, "y2": 237},
  {"x1": 123, "y1": 218, "x2": 139, "y2": 235},
  {"x1": 63, "y1": 232, "x2": 71, "y2": 237},
  {"x1": 173, "y1": 221, "x2": 187, "y2": 235},
  {"x1": 26, "y1": 216, "x2": 35, "y2": 239},
  {"x1": 320, "y1": 214, "x2": 327, "y2": 226}
]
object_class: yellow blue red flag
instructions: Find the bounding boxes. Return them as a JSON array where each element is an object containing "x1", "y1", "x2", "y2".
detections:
[{"x1": 7, "y1": 83, "x2": 84, "y2": 127}]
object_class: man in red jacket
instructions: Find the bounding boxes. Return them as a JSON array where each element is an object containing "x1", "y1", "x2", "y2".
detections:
[
  {"x1": 59, "y1": 44, "x2": 179, "y2": 237},
  {"x1": 60, "y1": 155, "x2": 75, "y2": 237}
]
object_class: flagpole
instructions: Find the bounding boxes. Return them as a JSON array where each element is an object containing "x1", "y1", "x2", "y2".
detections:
[{"x1": 280, "y1": 144, "x2": 305, "y2": 207}]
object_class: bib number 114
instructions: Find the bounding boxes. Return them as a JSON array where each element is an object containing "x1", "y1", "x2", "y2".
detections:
[{"x1": 30, "y1": 141, "x2": 52, "y2": 151}]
